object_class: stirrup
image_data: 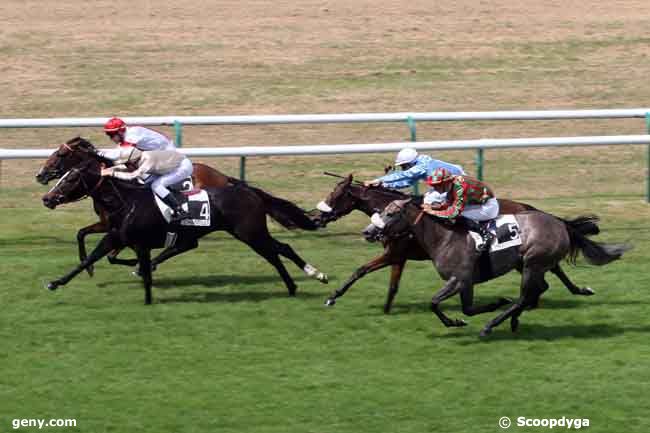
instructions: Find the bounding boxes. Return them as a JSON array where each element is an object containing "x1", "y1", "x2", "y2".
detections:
[{"x1": 170, "y1": 209, "x2": 189, "y2": 222}]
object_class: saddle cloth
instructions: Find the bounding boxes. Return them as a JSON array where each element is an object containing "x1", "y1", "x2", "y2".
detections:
[
  {"x1": 469, "y1": 214, "x2": 522, "y2": 253},
  {"x1": 154, "y1": 189, "x2": 211, "y2": 227}
]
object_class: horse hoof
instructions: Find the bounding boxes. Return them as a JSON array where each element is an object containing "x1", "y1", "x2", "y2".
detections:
[
  {"x1": 582, "y1": 287, "x2": 595, "y2": 296},
  {"x1": 317, "y1": 273, "x2": 328, "y2": 284},
  {"x1": 479, "y1": 328, "x2": 492, "y2": 338},
  {"x1": 324, "y1": 298, "x2": 336, "y2": 307},
  {"x1": 46, "y1": 281, "x2": 59, "y2": 291},
  {"x1": 86, "y1": 265, "x2": 94, "y2": 278},
  {"x1": 131, "y1": 270, "x2": 141, "y2": 278},
  {"x1": 456, "y1": 319, "x2": 468, "y2": 327}
]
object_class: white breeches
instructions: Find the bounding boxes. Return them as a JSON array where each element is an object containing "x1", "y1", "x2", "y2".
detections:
[
  {"x1": 461, "y1": 198, "x2": 499, "y2": 221},
  {"x1": 151, "y1": 158, "x2": 194, "y2": 198}
]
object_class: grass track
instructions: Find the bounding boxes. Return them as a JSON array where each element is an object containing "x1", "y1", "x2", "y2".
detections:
[{"x1": 1, "y1": 182, "x2": 649, "y2": 433}]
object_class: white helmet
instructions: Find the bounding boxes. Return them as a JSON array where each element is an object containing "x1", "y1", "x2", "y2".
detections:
[{"x1": 395, "y1": 148, "x2": 418, "y2": 166}]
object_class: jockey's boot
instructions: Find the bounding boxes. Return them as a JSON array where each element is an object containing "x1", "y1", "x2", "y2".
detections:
[
  {"x1": 161, "y1": 193, "x2": 189, "y2": 223},
  {"x1": 460, "y1": 217, "x2": 494, "y2": 252}
]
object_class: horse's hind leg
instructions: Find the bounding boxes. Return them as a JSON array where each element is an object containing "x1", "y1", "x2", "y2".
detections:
[
  {"x1": 271, "y1": 238, "x2": 328, "y2": 284},
  {"x1": 550, "y1": 264, "x2": 595, "y2": 296},
  {"x1": 245, "y1": 238, "x2": 298, "y2": 296}
]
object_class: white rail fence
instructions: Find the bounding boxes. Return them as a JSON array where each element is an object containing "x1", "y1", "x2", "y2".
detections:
[{"x1": 1, "y1": 109, "x2": 650, "y2": 200}]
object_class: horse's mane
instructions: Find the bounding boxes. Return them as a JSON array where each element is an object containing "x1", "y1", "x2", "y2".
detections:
[
  {"x1": 352, "y1": 183, "x2": 422, "y2": 205},
  {"x1": 66, "y1": 136, "x2": 115, "y2": 167}
]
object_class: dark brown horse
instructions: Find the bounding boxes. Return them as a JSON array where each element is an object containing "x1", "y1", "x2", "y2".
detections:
[
  {"x1": 35, "y1": 137, "x2": 309, "y2": 274},
  {"x1": 42, "y1": 159, "x2": 327, "y2": 304},
  {"x1": 365, "y1": 199, "x2": 630, "y2": 336},
  {"x1": 314, "y1": 174, "x2": 598, "y2": 312}
]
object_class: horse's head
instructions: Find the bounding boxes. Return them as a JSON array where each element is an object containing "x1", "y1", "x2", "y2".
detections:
[
  {"x1": 36, "y1": 137, "x2": 100, "y2": 185},
  {"x1": 362, "y1": 199, "x2": 413, "y2": 242},
  {"x1": 314, "y1": 174, "x2": 360, "y2": 227},
  {"x1": 315, "y1": 174, "x2": 406, "y2": 227},
  {"x1": 42, "y1": 160, "x2": 102, "y2": 209}
]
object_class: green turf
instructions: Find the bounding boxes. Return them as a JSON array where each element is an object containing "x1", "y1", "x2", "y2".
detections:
[{"x1": 1, "y1": 178, "x2": 649, "y2": 433}]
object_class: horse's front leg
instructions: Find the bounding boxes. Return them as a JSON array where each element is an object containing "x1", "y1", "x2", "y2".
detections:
[
  {"x1": 459, "y1": 285, "x2": 512, "y2": 317},
  {"x1": 135, "y1": 247, "x2": 153, "y2": 305},
  {"x1": 325, "y1": 253, "x2": 392, "y2": 307},
  {"x1": 384, "y1": 260, "x2": 406, "y2": 314},
  {"x1": 430, "y1": 276, "x2": 467, "y2": 327},
  {"x1": 76, "y1": 220, "x2": 109, "y2": 277},
  {"x1": 47, "y1": 233, "x2": 121, "y2": 291}
]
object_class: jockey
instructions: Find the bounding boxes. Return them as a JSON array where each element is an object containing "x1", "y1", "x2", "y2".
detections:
[
  {"x1": 422, "y1": 167, "x2": 499, "y2": 251},
  {"x1": 100, "y1": 143, "x2": 193, "y2": 223},
  {"x1": 100, "y1": 117, "x2": 176, "y2": 160},
  {"x1": 363, "y1": 148, "x2": 464, "y2": 204}
]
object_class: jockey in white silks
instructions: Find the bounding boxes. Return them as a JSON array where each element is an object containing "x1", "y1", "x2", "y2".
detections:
[
  {"x1": 363, "y1": 148, "x2": 465, "y2": 204},
  {"x1": 100, "y1": 118, "x2": 193, "y2": 222}
]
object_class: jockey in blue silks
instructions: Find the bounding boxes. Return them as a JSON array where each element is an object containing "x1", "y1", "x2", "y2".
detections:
[{"x1": 364, "y1": 148, "x2": 465, "y2": 203}]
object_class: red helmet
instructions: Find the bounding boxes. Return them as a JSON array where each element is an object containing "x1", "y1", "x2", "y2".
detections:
[
  {"x1": 426, "y1": 168, "x2": 453, "y2": 185},
  {"x1": 104, "y1": 117, "x2": 126, "y2": 133}
]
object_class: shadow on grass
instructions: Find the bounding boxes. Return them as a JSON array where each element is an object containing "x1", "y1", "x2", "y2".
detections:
[
  {"x1": 365, "y1": 295, "x2": 646, "y2": 316},
  {"x1": 436, "y1": 323, "x2": 650, "y2": 343},
  {"x1": 158, "y1": 289, "x2": 324, "y2": 304},
  {"x1": 96, "y1": 273, "x2": 314, "y2": 289}
]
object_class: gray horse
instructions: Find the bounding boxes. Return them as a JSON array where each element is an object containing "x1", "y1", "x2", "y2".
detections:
[{"x1": 364, "y1": 199, "x2": 631, "y2": 337}]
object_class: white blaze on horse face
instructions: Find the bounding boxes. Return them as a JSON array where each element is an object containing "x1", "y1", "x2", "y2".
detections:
[
  {"x1": 316, "y1": 201, "x2": 333, "y2": 213},
  {"x1": 48, "y1": 170, "x2": 72, "y2": 194},
  {"x1": 370, "y1": 212, "x2": 386, "y2": 229}
]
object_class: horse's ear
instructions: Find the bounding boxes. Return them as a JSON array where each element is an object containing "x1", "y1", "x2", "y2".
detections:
[
  {"x1": 345, "y1": 174, "x2": 353, "y2": 184},
  {"x1": 67, "y1": 136, "x2": 82, "y2": 146}
]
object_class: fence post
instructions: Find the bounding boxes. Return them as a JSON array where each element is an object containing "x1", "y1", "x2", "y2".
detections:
[
  {"x1": 239, "y1": 156, "x2": 246, "y2": 181},
  {"x1": 476, "y1": 148, "x2": 484, "y2": 181},
  {"x1": 646, "y1": 113, "x2": 650, "y2": 203},
  {"x1": 407, "y1": 116, "x2": 419, "y2": 195},
  {"x1": 174, "y1": 120, "x2": 183, "y2": 147}
]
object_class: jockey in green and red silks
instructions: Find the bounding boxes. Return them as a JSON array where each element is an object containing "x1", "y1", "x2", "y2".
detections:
[{"x1": 423, "y1": 167, "x2": 499, "y2": 251}]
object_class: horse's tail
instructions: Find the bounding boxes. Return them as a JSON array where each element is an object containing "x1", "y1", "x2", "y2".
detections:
[
  {"x1": 564, "y1": 216, "x2": 632, "y2": 266},
  {"x1": 247, "y1": 185, "x2": 319, "y2": 231},
  {"x1": 558, "y1": 214, "x2": 600, "y2": 237}
]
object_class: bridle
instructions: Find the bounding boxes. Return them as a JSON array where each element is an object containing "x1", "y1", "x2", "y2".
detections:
[
  {"x1": 50, "y1": 165, "x2": 127, "y2": 216},
  {"x1": 376, "y1": 201, "x2": 422, "y2": 241}
]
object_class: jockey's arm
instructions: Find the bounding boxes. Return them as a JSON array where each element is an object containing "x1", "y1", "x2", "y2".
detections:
[
  {"x1": 98, "y1": 147, "x2": 122, "y2": 161},
  {"x1": 110, "y1": 156, "x2": 153, "y2": 181},
  {"x1": 426, "y1": 181, "x2": 466, "y2": 220},
  {"x1": 377, "y1": 163, "x2": 427, "y2": 189}
]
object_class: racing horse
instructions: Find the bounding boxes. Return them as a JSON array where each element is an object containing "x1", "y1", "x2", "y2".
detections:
[
  {"x1": 314, "y1": 174, "x2": 598, "y2": 313},
  {"x1": 42, "y1": 158, "x2": 328, "y2": 304},
  {"x1": 365, "y1": 199, "x2": 630, "y2": 336},
  {"x1": 35, "y1": 136, "x2": 315, "y2": 274}
]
